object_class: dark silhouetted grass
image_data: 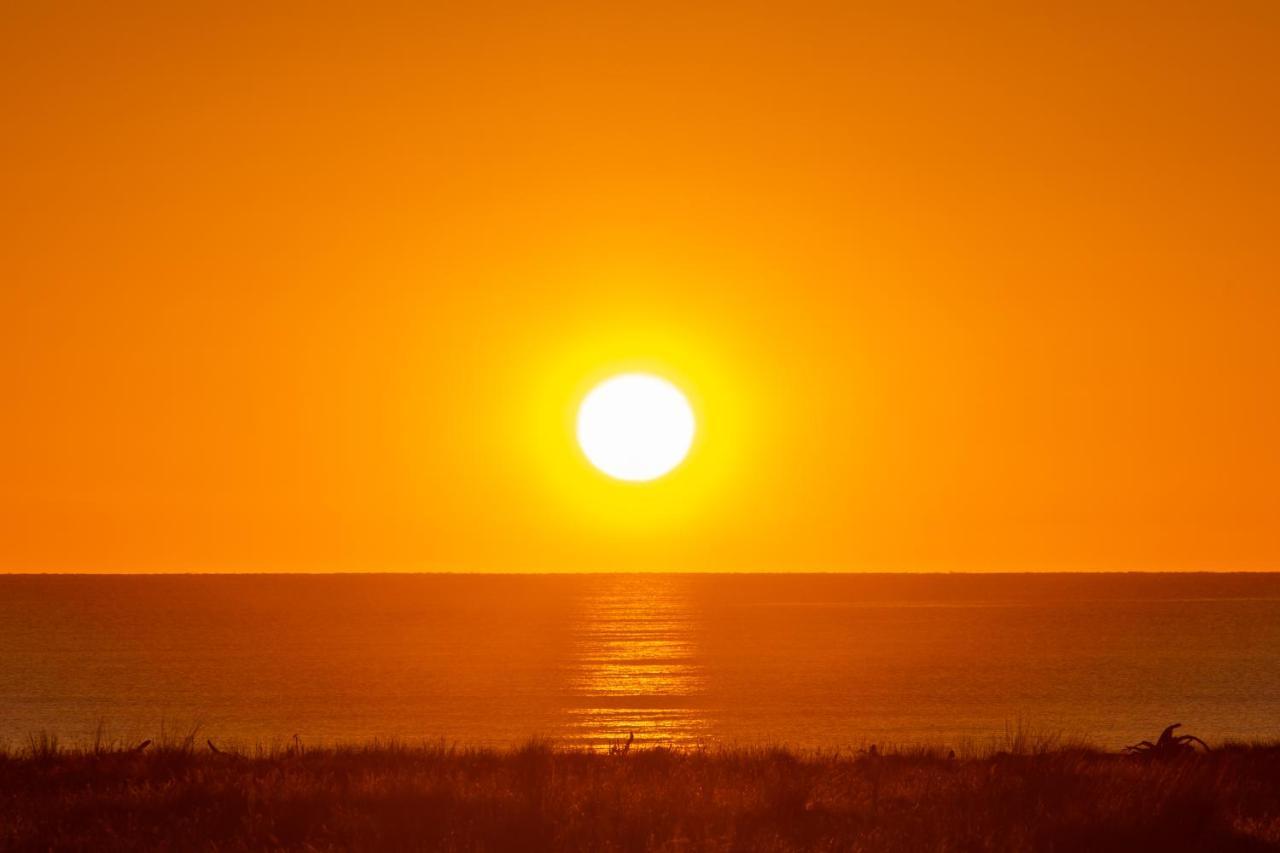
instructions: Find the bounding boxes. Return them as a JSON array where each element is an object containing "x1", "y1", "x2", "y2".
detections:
[{"x1": 2, "y1": 734, "x2": 1279, "y2": 851}]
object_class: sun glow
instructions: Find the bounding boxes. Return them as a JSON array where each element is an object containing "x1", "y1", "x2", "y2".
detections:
[
  {"x1": 501, "y1": 300, "x2": 759, "y2": 549},
  {"x1": 576, "y1": 374, "x2": 696, "y2": 482}
]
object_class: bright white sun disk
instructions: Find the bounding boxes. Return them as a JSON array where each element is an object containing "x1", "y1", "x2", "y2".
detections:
[{"x1": 576, "y1": 374, "x2": 695, "y2": 481}]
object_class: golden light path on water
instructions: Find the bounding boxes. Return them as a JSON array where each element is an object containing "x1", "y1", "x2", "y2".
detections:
[{"x1": 563, "y1": 576, "x2": 709, "y2": 748}]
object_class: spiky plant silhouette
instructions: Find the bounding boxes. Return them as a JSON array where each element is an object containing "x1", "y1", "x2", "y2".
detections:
[{"x1": 1124, "y1": 723, "x2": 1210, "y2": 759}]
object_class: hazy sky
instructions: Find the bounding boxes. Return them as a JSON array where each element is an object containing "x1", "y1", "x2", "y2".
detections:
[{"x1": 3, "y1": 1, "x2": 1278, "y2": 571}]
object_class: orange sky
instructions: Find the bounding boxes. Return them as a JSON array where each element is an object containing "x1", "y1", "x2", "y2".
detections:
[{"x1": 3, "y1": 1, "x2": 1278, "y2": 572}]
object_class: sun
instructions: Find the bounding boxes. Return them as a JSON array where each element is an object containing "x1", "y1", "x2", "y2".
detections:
[{"x1": 576, "y1": 373, "x2": 696, "y2": 482}]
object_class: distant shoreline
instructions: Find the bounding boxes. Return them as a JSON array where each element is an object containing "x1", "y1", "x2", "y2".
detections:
[{"x1": 3, "y1": 569, "x2": 1280, "y2": 575}]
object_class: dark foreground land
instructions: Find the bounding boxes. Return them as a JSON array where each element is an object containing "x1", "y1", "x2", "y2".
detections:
[{"x1": 4, "y1": 736, "x2": 1280, "y2": 852}]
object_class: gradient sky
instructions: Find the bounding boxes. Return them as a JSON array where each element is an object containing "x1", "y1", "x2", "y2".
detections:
[{"x1": 3, "y1": 1, "x2": 1278, "y2": 572}]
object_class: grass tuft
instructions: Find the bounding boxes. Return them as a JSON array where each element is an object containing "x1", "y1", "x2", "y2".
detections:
[{"x1": 1, "y1": 736, "x2": 1279, "y2": 850}]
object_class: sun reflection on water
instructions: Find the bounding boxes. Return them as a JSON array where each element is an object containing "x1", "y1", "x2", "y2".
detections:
[{"x1": 563, "y1": 576, "x2": 708, "y2": 748}]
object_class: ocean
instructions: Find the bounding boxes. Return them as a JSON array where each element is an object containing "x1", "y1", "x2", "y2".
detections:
[{"x1": 3, "y1": 573, "x2": 1278, "y2": 751}]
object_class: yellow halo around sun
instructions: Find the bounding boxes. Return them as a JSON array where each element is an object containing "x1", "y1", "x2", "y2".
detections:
[{"x1": 576, "y1": 373, "x2": 696, "y2": 481}]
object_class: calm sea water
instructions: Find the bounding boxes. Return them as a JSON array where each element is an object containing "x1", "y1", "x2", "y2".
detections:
[{"x1": 3, "y1": 574, "x2": 1279, "y2": 751}]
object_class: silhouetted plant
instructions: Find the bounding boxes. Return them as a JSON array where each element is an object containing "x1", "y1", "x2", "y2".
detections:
[
  {"x1": 4, "y1": 734, "x2": 1279, "y2": 852},
  {"x1": 1124, "y1": 723, "x2": 1211, "y2": 759}
]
